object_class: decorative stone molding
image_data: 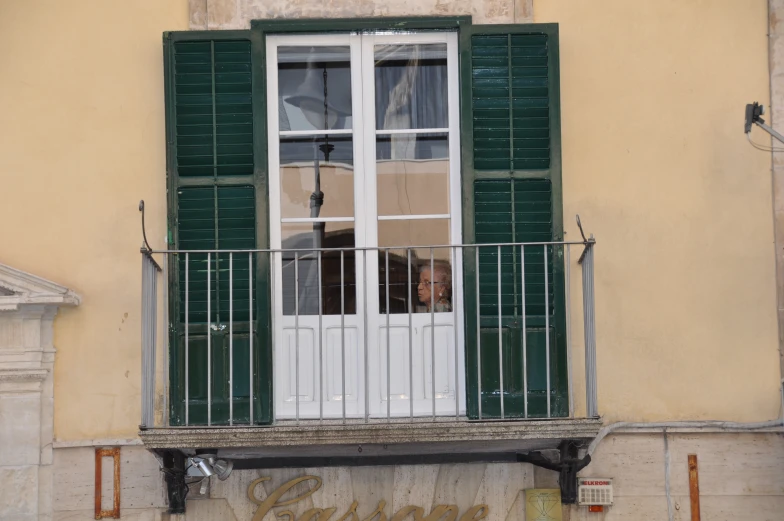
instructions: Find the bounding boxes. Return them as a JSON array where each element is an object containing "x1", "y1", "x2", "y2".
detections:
[
  {"x1": 189, "y1": 0, "x2": 534, "y2": 30},
  {"x1": 0, "y1": 264, "x2": 80, "y2": 311},
  {"x1": 0, "y1": 263, "x2": 79, "y2": 521}
]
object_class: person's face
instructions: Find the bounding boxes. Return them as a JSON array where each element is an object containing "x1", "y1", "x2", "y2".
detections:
[{"x1": 418, "y1": 268, "x2": 435, "y2": 305}]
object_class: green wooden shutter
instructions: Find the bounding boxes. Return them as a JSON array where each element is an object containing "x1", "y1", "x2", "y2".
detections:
[
  {"x1": 461, "y1": 24, "x2": 567, "y2": 419},
  {"x1": 164, "y1": 31, "x2": 270, "y2": 425}
]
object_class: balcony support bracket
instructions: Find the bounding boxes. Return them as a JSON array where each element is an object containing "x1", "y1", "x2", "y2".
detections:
[
  {"x1": 161, "y1": 450, "x2": 188, "y2": 514},
  {"x1": 517, "y1": 440, "x2": 590, "y2": 504}
]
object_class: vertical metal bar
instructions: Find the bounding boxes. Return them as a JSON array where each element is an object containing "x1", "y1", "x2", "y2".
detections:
[
  {"x1": 341, "y1": 250, "x2": 346, "y2": 423},
  {"x1": 407, "y1": 248, "x2": 413, "y2": 420},
  {"x1": 248, "y1": 252, "x2": 253, "y2": 424},
  {"x1": 185, "y1": 253, "x2": 189, "y2": 426},
  {"x1": 151, "y1": 260, "x2": 158, "y2": 427},
  {"x1": 207, "y1": 252, "x2": 212, "y2": 426},
  {"x1": 453, "y1": 246, "x2": 459, "y2": 419},
  {"x1": 582, "y1": 243, "x2": 598, "y2": 417},
  {"x1": 497, "y1": 245, "x2": 504, "y2": 419},
  {"x1": 140, "y1": 258, "x2": 147, "y2": 428},
  {"x1": 144, "y1": 259, "x2": 150, "y2": 428},
  {"x1": 162, "y1": 253, "x2": 169, "y2": 427},
  {"x1": 229, "y1": 252, "x2": 234, "y2": 425},
  {"x1": 362, "y1": 249, "x2": 369, "y2": 423},
  {"x1": 294, "y1": 252, "x2": 300, "y2": 424},
  {"x1": 431, "y1": 248, "x2": 436, "y2": 420},
  {"x1": 544, "y1": 245, "x2": 551, "y2": 418},
  {"x1": 521, "y1": 245, "x2": 527, "y2": 419},
  {"x1": 318, "y1": 250, "x2": 324, "y2": 422},
  {"x1": 476, "y1": 247, "x2": 482, "y2": 420},
  {"x1": 386, "y1": 249, "x2": 391, "y2": 421},
  {"x1": 565, "y1": 245, "x2": 574, "y2": 418}
]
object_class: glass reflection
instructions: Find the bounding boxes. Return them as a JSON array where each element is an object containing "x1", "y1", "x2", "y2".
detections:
[
  {"x1": 376, "y1": 133, "x2": 449, "y2": 217},
  {"x1": 281, "y1": 223, "x2": 356, "y2": 316},
  {"x1": 278, "y1": 46, "x2": 352, "y2": 131},
  {"x1": 377, "y1": 250, "x2": 453, "y2": 315},
  {"x1": 280, "y1": 135, "x2": 354, "y2": 219},
  {"x1": 377, "y1": 219, "x2": 451, "y2": 314},
  {"x1": 374, "y1": 44, "x2": 448, "y2": 130}
]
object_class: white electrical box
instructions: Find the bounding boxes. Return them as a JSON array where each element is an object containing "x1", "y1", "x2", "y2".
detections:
[{"x1": 577, "y1": 478, "x2": 613, "y2": 506}]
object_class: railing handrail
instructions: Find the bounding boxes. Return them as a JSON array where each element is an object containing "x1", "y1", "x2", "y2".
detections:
[
  {"x1": 143, "y1": 240, "x2": 592, "y2": 256},
  {"x1": 140, "y1": 238, "x2": 599, "y2": 427}
]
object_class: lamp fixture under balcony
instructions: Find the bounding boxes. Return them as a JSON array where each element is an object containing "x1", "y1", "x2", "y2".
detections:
[{"x1": 190, "y1": 454, "x2": 233, "y2": 481}]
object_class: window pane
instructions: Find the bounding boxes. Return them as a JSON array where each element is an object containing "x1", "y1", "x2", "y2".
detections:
[
  {"x1": 281, "y1": 222, "x2": 356, "y2": 316},
  {"x1": 376, "y1": 133, "x2": 449, "y2": 216},
  {"x1": 378, "y1": 247, "x2": 454, "y2": 315},
  {"x1": 280, "y1": 135, "x2": 354, "y2": 219},
  {"x1": 377, "y1": 219, "x2": 452, "y2": 314},
  {"x1": 375, "y1": 44, "x2": 448, "y2": 130},
  {"x1": 278, "y1": 46, "x2": 352, "y2": 131}
]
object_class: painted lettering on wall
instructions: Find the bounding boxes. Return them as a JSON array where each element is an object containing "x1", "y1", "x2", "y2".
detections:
[{"x1": 248, "y1": 475, "x2": 490, "y2": 521}]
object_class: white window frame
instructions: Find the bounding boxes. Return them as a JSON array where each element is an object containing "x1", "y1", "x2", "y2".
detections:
[{"x1": 266, "y1": 31, "x2": 464, "y2": 420}]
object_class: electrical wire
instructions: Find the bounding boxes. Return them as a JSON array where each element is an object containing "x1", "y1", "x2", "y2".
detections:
[
  {"x1": 747, "y1": 132, "x2": 784, "y2": 152},
  {"x1": 587, "y1": 418, "x2": 784, "y2": 456}
]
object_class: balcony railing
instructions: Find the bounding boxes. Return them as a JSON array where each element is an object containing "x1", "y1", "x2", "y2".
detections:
[{"x1": 140, "y1": 239, "x2": 597, "y2": 429}]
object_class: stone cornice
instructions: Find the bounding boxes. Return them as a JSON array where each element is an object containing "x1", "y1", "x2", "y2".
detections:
[{"x1": 0, "y1": 263, "x2": 81, "y2": 311}]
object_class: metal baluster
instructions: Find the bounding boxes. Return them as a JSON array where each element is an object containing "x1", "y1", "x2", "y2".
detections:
[
  {"x1": 363, "y1": 249, "x2": 369, "y2": 423},
  {"x1": 229, "y1": 252, "x2": 234, "y2": 425},
  {"x1": 431, "y1": 249, "x2": 436, "y2": 420},
  {"x1": 249, "y1": 252, "x2": 253, "y2": 425},
  {"x1": 185, "y1": 252, "x2": 189, "y2": 426},
  {"x1": 207, "y1": 252, "x2": 211, "y2": 426},
  {"x1": 476, "y1": 247, "x2": 482, "y2": 420},
  {"x1": 544, "y1": 245, "x2": 551, "y2": 418},
  {"x1": 145, "y1": 258, "x2": 152, "y2": 427},
  {"x1": 163, "y1": 253, "x2": 169, "y2": 427},
  {"x1": 498, "y1": 245, "x2": 504, "y2": 419},
  {"x1": 151, "y1": 259, "x2": 158, "y2": 426},
  {"x1": 407, "y1": 248, "x2": 413, "y2": 420},
  {"x1": 294, "y1": 252, "x2": 300, "y2": 424},
  {"x1": 386, "y1": 249, "x2": 391, "y2": 421},
  {"x1": 141, "y1": 258, "x2": 148, "y2": 427},
  {"x1": 341, "y1": 250, "x2": 346, "y2": 423},
  {"x1": 453, "y1": 246, "x2": 459, "y2": 420},
  {"x1": 521, "y1": 245, "x2": 527, "y2": 419},
  {"x1": 582, "y1": 242, "x2": 598, "y2": 417},
  {"x1": 318, "y1": 250, "x2": 324, "y2": 423},
  {"x1": 565, "y1": 245, "x2": 574, "y2": 418}
]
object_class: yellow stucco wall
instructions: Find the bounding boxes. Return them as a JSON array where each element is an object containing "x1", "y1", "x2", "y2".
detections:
[
  {"x1": 0, "y1": 0, "x2": 188, "y2": 439},
  {"x1": 0, "y1": 0, "x2": 778, "y2": 440},
  {"x1": 538, "y1": 0, "x2": 780, "y2": 422}
]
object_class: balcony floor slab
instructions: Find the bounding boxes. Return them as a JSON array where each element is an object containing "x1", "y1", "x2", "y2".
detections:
[{"x1": 139, "y1": 417, "x2": 602, "y2": 460}]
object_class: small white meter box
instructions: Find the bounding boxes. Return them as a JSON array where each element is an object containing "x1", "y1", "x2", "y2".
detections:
[{"x1": 577, "y1": 478, "x2": 613, "y2": 506}]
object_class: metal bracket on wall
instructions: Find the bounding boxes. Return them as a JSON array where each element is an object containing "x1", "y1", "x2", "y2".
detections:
[
  {"x1": 575, "y1": 214, "x2": 595, "y2": 265},
  {"x1": 517, "y1": 440, "x2": 591, "y2": 504},
  {"x1": 139, "y1": 200, "x2": 161, "y2": 270},
  {"x1": 161, "y1": 450, "x2": 188, "y2": 514},
  {"x1": 95, "y1": 447, "x2": 121, "y2": 519}
]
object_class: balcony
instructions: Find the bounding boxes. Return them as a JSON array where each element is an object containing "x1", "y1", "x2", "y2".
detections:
[{"x1": 139, "y1": 238, "x2": 600, "y2": 459}]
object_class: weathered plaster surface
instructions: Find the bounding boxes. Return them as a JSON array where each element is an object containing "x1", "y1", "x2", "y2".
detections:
[{"x1": 189, "y1": 0, "x2": 533, "y2": 29}]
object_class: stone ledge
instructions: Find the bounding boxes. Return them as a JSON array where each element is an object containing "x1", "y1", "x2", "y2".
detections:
[{"x1": 139, "y1": 418, "x2": 602, "y2": 452}]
